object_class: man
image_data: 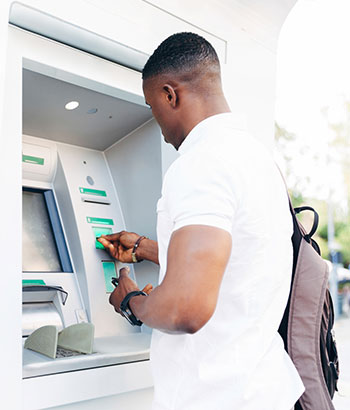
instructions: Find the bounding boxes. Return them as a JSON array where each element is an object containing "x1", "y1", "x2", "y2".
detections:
[{"x1": 98, "y1": 32, "x2": 304, "y2": 410}]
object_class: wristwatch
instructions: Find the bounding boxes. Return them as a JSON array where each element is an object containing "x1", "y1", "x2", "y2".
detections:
[{"x1": 120, "y1": 290, "x2": 147, "y2": 326}]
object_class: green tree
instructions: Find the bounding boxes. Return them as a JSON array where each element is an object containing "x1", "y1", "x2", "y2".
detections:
[
  {"x1": 322, "y1": 101, "x2": 350, "y2": 267},
  {"x1": 274, "y1": 123, "x2": 330, "y2": 261},
  {"x1": 319, "y1": 221, "x2": 350, "y2": 267},
  {"x1": 275, "y1": 122, "x2": 305, "y2": 206}
]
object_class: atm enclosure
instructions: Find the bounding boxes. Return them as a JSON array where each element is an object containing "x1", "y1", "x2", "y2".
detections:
[{"x1": 14, "y1": 26, "x2": 174, "y2": 409}]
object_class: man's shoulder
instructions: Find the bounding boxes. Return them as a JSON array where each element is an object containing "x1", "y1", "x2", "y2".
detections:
[{"x1": 162, "y1": 127, "x2": 275, "y2": 197}]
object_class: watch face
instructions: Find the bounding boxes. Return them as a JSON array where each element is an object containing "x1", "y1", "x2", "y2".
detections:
[{"x1": 120, "y1": 309, "x2": 135, "y2": 325}]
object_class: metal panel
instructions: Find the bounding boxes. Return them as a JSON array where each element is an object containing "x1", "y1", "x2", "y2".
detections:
[
  {"x1": 22, "y1": 189, "x2": 62, "y2": 272},
  {"x1": 9, "y1": 2, "x2": 149, "y2": 71},
  {"x1": 23, "y1": 358, "x2": 153, "y2": 409}
]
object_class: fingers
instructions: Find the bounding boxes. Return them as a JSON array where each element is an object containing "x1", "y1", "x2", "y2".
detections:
[
  {"x1": 119, "y1": 266, "x2": 130, "y2": 278},
  {"x1": 142, "y1": 283, "x2": 153, "y2": 295},
  {"x1": 101, "y1": 232, "x2": 123, "y2": 242},
  {"x1": 108, "y1": 268, "x2": 150, "y2": 318},
  {"x1": 108, "y1": 243, "x2": 116, "y2": 254},
  {"x1": 109, "y1": 290, "x2": 121, "y2": 313},
  {"x1": 97, "y1": 236, "x2": 112, "y2": 248},
  {"x1": 97, "y1": 236, "x2": 117, "y2": 257}
]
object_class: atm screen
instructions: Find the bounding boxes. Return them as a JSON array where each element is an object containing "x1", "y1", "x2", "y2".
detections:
[{"x1": 22, "y1": 190, "x2": 62, "y2": 272}]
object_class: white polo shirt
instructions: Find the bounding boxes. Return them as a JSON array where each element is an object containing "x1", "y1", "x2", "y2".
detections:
[{"x1": 151, "y1": 113, "x2": 304, "y2": 410}]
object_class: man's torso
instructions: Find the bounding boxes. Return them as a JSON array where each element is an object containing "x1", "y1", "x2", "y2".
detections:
[{"x1": 152, "y1": 113, "x2": 304, "y2": 410}]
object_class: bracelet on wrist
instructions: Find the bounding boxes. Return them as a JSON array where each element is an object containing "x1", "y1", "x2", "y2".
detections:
[{"x1": 131, "y1": 236, "x2": 147, "y2": 263}]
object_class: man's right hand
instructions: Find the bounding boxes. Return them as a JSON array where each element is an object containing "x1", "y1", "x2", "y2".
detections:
[
  {"x1": 98, "y1": 231, "x2": 141, "y2": 263},
  {"x1": 98, "y1": 231, "x2": 159, "y2": 265}
]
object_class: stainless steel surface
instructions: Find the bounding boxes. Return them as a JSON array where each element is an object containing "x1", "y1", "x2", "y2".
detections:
[
  {"x1": 22, "y1": 333, "x2": 151, "y2": 378},
  {"x1": 22, "y1": 302, "x2": 63, "y2": 337},
  {"x1": 22, "y1": 289, "x2": 59, "y2": 303},
  {"x1": 9, "y1": 3, "x2": 149, "y2": 72},
  {"x1": 22, "y1": 69, "x2": 152, "y2": 151}
]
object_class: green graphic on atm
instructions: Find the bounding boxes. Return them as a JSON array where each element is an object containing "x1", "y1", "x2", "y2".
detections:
[
  {"x1": 92, "y1": 226, "x2": 113, "y2": 249},
  {"x1": 92, "y1": 227, "x2": 117, "y2": 293},
  {"x1": 102, "y1": 261, "x2": 117, "y2": 293}
]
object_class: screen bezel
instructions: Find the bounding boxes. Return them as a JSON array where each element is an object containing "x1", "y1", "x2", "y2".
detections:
[{"x1": 22, "y1": 187, "x2": 73, "y2": 273}]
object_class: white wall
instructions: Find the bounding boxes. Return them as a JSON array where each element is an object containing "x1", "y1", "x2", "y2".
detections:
[{"x1": 0, "y1": 3, "x2": 22, "y2": 409}]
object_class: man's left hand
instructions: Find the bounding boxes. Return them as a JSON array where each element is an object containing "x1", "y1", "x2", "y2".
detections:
[{"x1": 109, "y1": 266, "x2": 153, "y2": 314}]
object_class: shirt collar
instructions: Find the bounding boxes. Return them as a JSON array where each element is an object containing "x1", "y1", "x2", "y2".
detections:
[{"x1": 178, "y1": 112, "x2": 247, "y2": 155}]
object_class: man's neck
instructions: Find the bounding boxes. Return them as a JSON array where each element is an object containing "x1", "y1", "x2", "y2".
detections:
[{"x1": 178, "y1": 96, "x2": 231, "y2": 149}]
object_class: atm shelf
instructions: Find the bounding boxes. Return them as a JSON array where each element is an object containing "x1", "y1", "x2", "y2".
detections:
[{"x1": 22, "y1": 333, "x2": 151, "y2": 379}]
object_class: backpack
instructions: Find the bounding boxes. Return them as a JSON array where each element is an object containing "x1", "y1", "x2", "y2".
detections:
[{"x1": 278, "y1": 200, "x2": 340, "y2": 410}]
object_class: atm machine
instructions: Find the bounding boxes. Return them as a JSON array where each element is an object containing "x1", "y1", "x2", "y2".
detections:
[
  {"x1": 21, "y1": 112, "x2": 154, "y2": 364},
  {"x1": 20, "y1": 70, "x2": 164, "y2": 409},
  {"x1": 11, "y1": 20, "x2": 176, "y2": 409}
]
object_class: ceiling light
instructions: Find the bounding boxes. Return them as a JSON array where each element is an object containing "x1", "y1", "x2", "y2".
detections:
[{"x1": 65, "y1": 101, "x2": 79, "y2": 110}]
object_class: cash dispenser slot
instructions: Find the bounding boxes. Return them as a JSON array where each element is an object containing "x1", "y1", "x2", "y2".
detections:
[
  {"x1": 81, "y1": 196, "x2": 111, "y2": 205},
  {"x1": 22, "y1": 284, "x2": 68, "y2": 337}
]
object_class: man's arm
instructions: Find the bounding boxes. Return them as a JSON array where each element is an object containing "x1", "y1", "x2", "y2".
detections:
[
  {"x1": 109, "y1": 225, "x2": 232, "y2": 334},
  {"x1": 98, "y1": 231, "x2": 159, "y2": 265}
]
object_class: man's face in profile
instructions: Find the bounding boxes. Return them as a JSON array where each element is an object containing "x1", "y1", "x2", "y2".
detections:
[{"x1": 143, "y1": 77, "x2": 181, "y2": 149}]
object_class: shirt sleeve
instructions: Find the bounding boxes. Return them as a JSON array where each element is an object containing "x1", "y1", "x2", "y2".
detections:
[{"x1": 163, "y1": 153, "x2": 241, "y2": 235}]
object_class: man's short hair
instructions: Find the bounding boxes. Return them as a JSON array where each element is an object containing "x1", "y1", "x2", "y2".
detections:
[{"x1": 142, "y1": 32, "x2": 220, "y2": 80}]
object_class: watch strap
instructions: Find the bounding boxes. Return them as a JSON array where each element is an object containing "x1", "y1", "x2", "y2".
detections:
[{"x1": 120, "y1": 290, "x2": 147, "y2": 326}]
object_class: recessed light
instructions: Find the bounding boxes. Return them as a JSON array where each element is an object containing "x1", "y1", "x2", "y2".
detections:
[
  {"x1": 87, "y1": 108, "x2": 98, "y2": 114},
  {"x1": 65, "y1": 101, "x2": 79, "y2": 110}
]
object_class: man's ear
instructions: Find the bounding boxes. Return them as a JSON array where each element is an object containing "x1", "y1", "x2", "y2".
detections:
[{"x1": 163, "y1": 84, "x2": 177, "y2": 108}]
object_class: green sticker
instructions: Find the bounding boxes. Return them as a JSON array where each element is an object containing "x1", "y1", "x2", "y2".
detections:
[
  {"x1": 86, "y1": 217, "x2": 114, "y2": 225},
  {"x1": 79, "y1": 187, "x2": 107, "y2": 197},
  {"x1": 22, "y1": 279, "x2": 46, "y2": 286},
  {"x1": 102, "y1": 261, "x2": 116, "y2": 293},
  {"x1": 22, "y1": 154, "x2": 44, "y2": 165}
]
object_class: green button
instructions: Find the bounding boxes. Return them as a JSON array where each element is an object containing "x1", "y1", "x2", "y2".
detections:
[
  {"x1": 93, "y1": 227, "x2": 113, "y2": 249},
  {"x1": 102, "y1": 261, "x2": 116, "y2": 293}
]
